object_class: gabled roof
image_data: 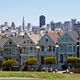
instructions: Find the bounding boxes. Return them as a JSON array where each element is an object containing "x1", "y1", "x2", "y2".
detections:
[
  {"x1": 47, "y1": 31, "x2": 64, "y2": 43},
  {"x1": 28, "y1": 33, "x2": 41, "y2": 44},
  {"x1": 0, "y1": 38, "x2": 9, "y2": 48},
  {"x1": 66, "y1": 31, "x2": 78, "y2": 42},
  {"x1": 10, "y1": 35, "x2": 35, "y2": 47}
]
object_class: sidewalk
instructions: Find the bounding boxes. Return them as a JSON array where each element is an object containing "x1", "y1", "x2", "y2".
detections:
[{"x1": 0, "y1": 77, "x2": 35, "y2": 80}]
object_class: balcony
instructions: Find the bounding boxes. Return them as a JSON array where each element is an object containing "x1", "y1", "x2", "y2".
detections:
[
  {"x1": 20, "y1": 52, "x2": 36, "y2": 57},
  {"x1": 39, "y1": 51, "x2": 56, "y2": 56},
  {"x1": 3, "y1": 53, "x2": 20, "y2": 57},
  {"x1": 58, "y1": 51, "x2": 76, "y2": 54}
]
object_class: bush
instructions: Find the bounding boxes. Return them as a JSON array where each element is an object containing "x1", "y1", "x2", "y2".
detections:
[
  {"x1": 2, "y1": 60, "x2": 18, "y2": 71},
  {"x1": 26, "y1": 58, "x2": 38, "y2": 71},
  {"x1": 26, "y1": 58, "x2": 38, "y2": 65},
  {"x1": 67, "y1": 57, "x2": 80, "y2": 67},
  {"x1": 0, "y1": 61, "x2": 2, "y2": 67},
  {"x1": 44, "y1": 57, "x2": 56, "y2": 65}
]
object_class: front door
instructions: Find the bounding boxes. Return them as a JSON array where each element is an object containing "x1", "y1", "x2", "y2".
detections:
[
  {"x1": 41, "y1": 56, "x2": 44, "y2": 64},
  {"x1": 60, "y1": 54, "x2": 63, "y2": 63}
]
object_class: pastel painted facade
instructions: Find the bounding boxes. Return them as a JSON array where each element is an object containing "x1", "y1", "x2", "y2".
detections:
[
  {"x1": 58, "y1": 31, "x2": 78, "y2": 64},
  {"x1": 0, "y1": 31, "x2": 79, "y2": 68},
  {"x1": 38, "y1": 32, "x2": 64, "y2": 64}
]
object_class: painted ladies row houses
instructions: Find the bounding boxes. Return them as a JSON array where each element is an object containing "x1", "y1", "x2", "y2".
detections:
[{"x1": 0, "y1": 31, "x2": 79, "y2": 66}]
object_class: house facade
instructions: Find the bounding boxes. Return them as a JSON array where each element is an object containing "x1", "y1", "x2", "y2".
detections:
[
  {"x1": 0, "y1": 34, "x2": 40, "y2": 66},
  {"x1": 38, "y1": 32, "x2": 64, "y2": 64},
  {"x1": 58, "y1": 31, "x2": 78, "y2": 64},
  {"x1": 0, "y1": 31, "x2": 79, "y2": 68}
]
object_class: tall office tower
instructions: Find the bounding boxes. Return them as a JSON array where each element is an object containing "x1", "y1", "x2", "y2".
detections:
[
  {"x1": 63, "y1": 21, "x2": 71, "y2": 31},
  {"x1": 55, "y1": 22, "x2": 62, "y2": 29},
  {"x1": 39, "y1": 15, "x2": 45, "y2": 27},
  {"x1": 11, "y1": 22, "x2": 15, "y2": 29},
  {"x1": 4, "y1": 22, "x2": 8, "y2": 26},
  {"x1": 74, "y1": 23, "x2": 80, "y2": 32},
  {"x1": 71, "y1": 19, "x2": 77, "y2": 31},
  {"x1": 22, "y1": 16, "x2": 25, "y2": 30},
  {"x1": 50, "y1": 21, "x2": 55, "y2": 31}
]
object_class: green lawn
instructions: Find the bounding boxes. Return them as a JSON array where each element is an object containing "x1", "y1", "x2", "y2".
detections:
[{"x1": 0, "y1": 71, "x2": 80, "y2": 80}]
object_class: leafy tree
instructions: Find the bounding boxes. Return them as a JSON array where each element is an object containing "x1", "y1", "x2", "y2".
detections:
[
  {"x1": 26, "y1": 58, "x2": 38, "y2": 65},
  {"x1": 26, "y1": 58, "x2": 38, "y2": 71},
  {"x1": 0, "y1": 61, "x2": 2, "y2": 67},
  {"x1": 67, "y1": 57, "x2": 80, "y2": 67},
  {"x1": 2, "y1": 60, "x2": 18, "y2": 71},
  {"x1": 44, "y1": 57, "x2": 56, "y2": 65}
]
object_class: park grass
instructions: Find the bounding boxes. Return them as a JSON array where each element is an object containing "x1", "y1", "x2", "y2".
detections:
[{"x1": 0, "y1": 71, "x2": 80, "y2": 80}]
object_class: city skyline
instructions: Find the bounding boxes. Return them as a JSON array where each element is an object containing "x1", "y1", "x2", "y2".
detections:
[{"x1": 0, "y1": 0, "x2": 80, "y2": 26}]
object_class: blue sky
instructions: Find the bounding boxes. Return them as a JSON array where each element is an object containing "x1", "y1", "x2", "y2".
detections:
[{"x1": 0, "y1": 0, "x2": 80, "y2": 26}]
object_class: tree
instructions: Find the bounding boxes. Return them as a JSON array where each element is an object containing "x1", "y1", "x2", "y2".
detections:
[
  {"x1": 0, "y1": 61, "x2": 2, "y2": 67},
  {"x1": 26, "y1": 58, "x2": 38, "y2": 65},
  {"x1": 2, "y1": 60, "x2": 18, "y2": 71},
  {"x1": 44, "y1": 57, "x2": 56, "y2": 65},
  {"x1": 26, "y1": 58, "x2": 38, "y2": 71},
  {"x1": 67, "y1": 57, "x2": 80, "y2": 67}
]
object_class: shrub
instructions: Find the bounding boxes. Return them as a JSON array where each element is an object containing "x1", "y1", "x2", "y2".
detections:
[
  {"x1": 0, "y1": 61, "x2": 2, "y2": 67},
  {"x1": 25, "y1": 58, "x2": 38, "y2": 71},
  {"x1": 67, "y1": 57, "x2": 80, "y2": 67},
  {"x1": 26, "y1": 58, "x2": 38, "y2": 65},
  {"x1": 44, "y1": 56, "x2": 56, "y2": 65},
  {"x1": 2, "y1": 60, "x2": 18, "y2": 71}
]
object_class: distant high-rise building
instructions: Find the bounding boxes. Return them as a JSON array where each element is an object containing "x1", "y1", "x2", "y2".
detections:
[
  {"x1": 22, "y1": 16, "x2": 25, "y2": 30},
  {"x1": 50, "y1": 21, "x2": 55, "y2": 31},
  {"x1": 71, "y1": 19, "x2": 77, "y2": 31},
  {"x1": 63, "y1": 21, "x2": 71, "y2": 31},
  {"x1": 11, "y1": 22, "x2": 15, "y2": 29},
  {"x1": 74, "y1": 23, "x2": 80, "y2": 32},
  {"x1": 39, "y1": 15, "x2": 45, "y2": 27},
  {"x1": 55, "y1": 22, "x2": 62, "y2": 29},
  {"x1": 4, "y1": 22, "x2": 8, "y2": 26}
]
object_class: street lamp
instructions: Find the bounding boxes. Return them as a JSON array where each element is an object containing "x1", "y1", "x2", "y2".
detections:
[
  {"x1": 17, "y1": 44, "x2": 22, "y2": 67},
  {"x1": 77, "y1": 38, "x2": 80, "y2": 57},
  {"x1": 36, "y1": 45, "x2": 40, "y2": 63},
  {"x1": 76, "y1": 31, "x2": 80, "y2": 58},
  {"x1": 55, "y1": 44, "x2": 59, "y2": 64}
]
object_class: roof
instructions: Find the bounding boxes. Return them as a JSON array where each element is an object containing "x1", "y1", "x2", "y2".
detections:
[
  {"x1": 66, "y1": 31, "x2": 78, "y2": 42},
  {"x1": 47, "y1": 31, "x2": 64, "y2": 43},
  {"x1": 10, "y1": 35, "x2": 35, "y2": 47},
  {"x1": 28, "y1": 33, "x2": 41, "y2": 44},
  {"x1": 0, "y1": 38, "x2": 9, "y2": 48}
]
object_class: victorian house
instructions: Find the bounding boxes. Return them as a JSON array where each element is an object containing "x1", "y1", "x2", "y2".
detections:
[
  {"x1": 38, "y1": 32, "x2": 64, "y2": 64},
  {"x1": 58, "y1": 31, "x2": 78, "y2": 64}
]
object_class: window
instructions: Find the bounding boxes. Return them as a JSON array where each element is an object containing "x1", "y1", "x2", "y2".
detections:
[
  {"x1": 53, "y1": 46, "x2": 55, "y2": 52},
  {"x1": 41, "y1": 46, "x2": 44, "y2": 51},
  {"x1": 68, "y1": 55, "x2": 72, "y2": 57},
  {"x1": 48, "y1": 46, "x2": 52, "y2": 52},
  {"x1": 19, "y1": 48, "x2": 22, "y2": 53},
  {"x1": 12, "y1": 48, "x2": 18, "y2": 54},
  {"x1": 5, "y1": 48, "x2": 11, "y2": 54},
  {"x1": 27, "y1": 40, "x2": 29, "y2": 44},
  {"x1": 30, "y1": 47, "x2": 33, "y2": 52},
  {"x1": 60, "y1": 54, "x2": 63, "y2": 63},
  {"x1": 68, "y1": 44, "x2": 72, "y2": 52},
  {"x1": 24, "y1": 40, "x2": 26, "y2": 43},
  {"x1": 31, "y1": 41, "x2": 33, "y2": 44},
  {"x1": 9, "y1": 41, "x2": 12, "y2": 45},
  {"x1": 73, "y1": 45, "x2": 76, "y2": 52},
  {"x1": 45, "y1": 38, "x2": 48, "y2": 42},
  {"x1": 60, "y1": 44, "x2": 67, "y2": 51},
  {"x1": 65, "y1": 36, "x2": 68, "y2": 41}
]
